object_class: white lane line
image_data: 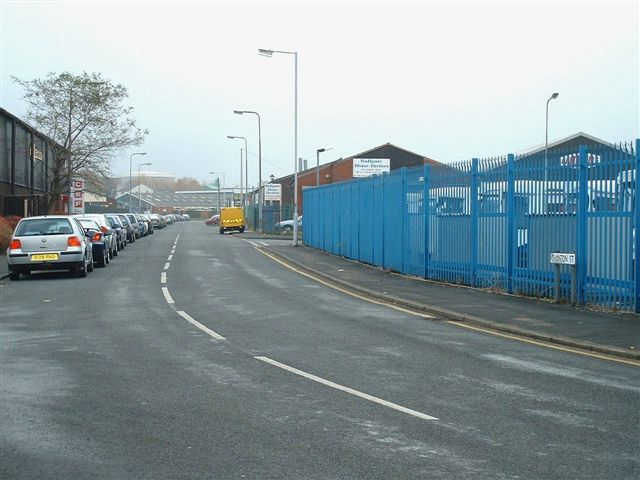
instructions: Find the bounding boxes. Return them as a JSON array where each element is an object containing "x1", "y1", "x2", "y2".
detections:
[
  {"x1": 177, "y1": 311, "x2": 226, "y2": 340},
  {"x1": 171, "y1": 249, "x2": 176, "y2": 254},
  {"x1": 260, "y1": 241, "x2": 269, "y2": 246},
  {"x1": 168, "y1": 254, "x2": 173, "y2": 261},
  {"x1": 164, "y1": 263, "x2": 170, "y2": 270},
  {"x1": 162, "y1": 287, "x2": 175, "y2": 304},
  {"x1": 243, "y1": 239, "x2": 260, "y2": 247},
  {"x1": 255, "y1": 356, "x2": 438, "y2": 421},
  {"x1": 161, "y1": 272, "x2": 167, "y2": 284}
]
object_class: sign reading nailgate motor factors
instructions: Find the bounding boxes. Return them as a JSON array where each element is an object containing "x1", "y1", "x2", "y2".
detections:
[
  {"x1": 353, "y1": 158, "x2": 390, "y2": 178},
  {"x1": 264, "y1": 183, "x2": 282, "y2": 202},
  {"x1": 70, "y1": 178, "x2": 85, "y2": 215}
]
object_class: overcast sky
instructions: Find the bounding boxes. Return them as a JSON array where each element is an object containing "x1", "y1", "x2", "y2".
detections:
[{"x1": 1, "y1": 1, "x2": 638, "y2": 189}]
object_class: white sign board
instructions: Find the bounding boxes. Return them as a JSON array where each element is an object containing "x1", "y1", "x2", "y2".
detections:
[
  {"x1": 353, "y1": 158, "x2": 390, "y2": 178},
  {"x1": 550, "y1": 253, "x2": 576, "y2": 265},
  {"x1": 264, "y1": 183, "x2": 282, "y2": 201},
  {"x1": 70, "y1": 177, "x2": 85, "y2": 215}
]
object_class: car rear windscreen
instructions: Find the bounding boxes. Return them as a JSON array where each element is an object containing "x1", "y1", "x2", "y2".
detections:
[{"x1": 15, "y1": 219, "x2": 74, "y2": 236}]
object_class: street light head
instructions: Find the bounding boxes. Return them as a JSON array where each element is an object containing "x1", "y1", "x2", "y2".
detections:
[
  {"x1": 551, "y1": 92, "x2": 559, "y2": 100},
  {"x1": 233, "y1": 110, "x2": 244, "y2": 115},
  {"x1": 258, "y1": 49, "x2": 274, "y2": 57}
]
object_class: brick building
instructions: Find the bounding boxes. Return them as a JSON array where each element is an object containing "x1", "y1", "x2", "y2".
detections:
[{"x1": 269, "y1": 143, "x2": 440, "y2": 215}]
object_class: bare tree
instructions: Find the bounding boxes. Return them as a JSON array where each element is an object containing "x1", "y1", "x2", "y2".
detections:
[{"x1": 13, "y1": 72, "x2": 147, "y2": 210}]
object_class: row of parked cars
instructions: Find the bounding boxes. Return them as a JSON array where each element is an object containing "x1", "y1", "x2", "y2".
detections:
[{"x1": 5, "y1": 212, "x2": 179, "y2": 280}]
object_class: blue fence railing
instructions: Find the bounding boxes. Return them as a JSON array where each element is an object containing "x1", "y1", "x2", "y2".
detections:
[{"x1": 303, "y1": 141, "x2": 639, "y2": 312}]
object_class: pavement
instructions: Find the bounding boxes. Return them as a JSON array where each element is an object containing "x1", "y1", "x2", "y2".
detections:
[
  {"x1": 3, "y1": 241, "x2": 640, "y2": 361},
  {"x1": 258, "y1": 241, "x2": 640, "y2": 362}
]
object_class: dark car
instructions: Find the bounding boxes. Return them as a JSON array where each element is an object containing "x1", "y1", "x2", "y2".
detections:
[{"x1": 76, "y1": 218, "x2": 110, "y2": 267}]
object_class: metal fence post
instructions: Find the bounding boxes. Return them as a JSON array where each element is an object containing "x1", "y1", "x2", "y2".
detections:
[
  {"x1": 423, "y1": 163, "x2": 431, "y2": 279},
  {"x1": 471, "y1": 158, "x2": 479, "y2": 287},
  {"x1": 577, "y1": 145, "x2": 589, "y2": 305},
  {"x1": 506, "y1": 154, "x2": 515, "y2": 294},
  {"x1": 401, "y1": 167, "x2": 407, "y2": 273},
  {"x1": 635, "y1": 139, "x2": 640, "y2": 313}
]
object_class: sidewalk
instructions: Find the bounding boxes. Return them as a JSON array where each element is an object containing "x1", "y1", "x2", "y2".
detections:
[{"x1": 262, "y1": 243, "x2": 640, "y2": 361}]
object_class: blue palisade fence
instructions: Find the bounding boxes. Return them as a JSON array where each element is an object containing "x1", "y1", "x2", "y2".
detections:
[{"x1": 303, "y1": 141, "x2": 639, "y2": 312}]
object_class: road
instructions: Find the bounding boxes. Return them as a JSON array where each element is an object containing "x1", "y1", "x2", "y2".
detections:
[{"x1": 1, "y1": 221, "x2": 638, "y2": 479}]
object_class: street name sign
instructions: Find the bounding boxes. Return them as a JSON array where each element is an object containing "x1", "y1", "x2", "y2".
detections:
[{"x1": 550, "y1": 252, "x2": 576, "y2": 265}]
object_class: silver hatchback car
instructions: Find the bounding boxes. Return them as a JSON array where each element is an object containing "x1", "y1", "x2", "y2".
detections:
[{"x1": 6, "y1": 215, "x2": 94, "y2": 280}]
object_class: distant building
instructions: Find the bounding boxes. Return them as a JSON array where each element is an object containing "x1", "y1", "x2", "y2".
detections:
[{"x1": 267, "y1": 143, "x2": 441, "y2": 215}]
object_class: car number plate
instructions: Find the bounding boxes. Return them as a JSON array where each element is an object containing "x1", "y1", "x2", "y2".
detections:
[{"x1": 31, "y1": 253, "x2": 59, "y2": 261}]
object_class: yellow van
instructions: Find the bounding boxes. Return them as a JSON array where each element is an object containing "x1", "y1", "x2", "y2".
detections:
[{"x1": 219, "y1": 207, "x2": 246, "y2": 234}]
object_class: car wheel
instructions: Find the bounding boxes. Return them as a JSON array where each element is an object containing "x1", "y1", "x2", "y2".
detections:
[
  {"x1": 219, "y1": 229, "x2": 224, "y2": 235},
  {"x1": 113, "y1": 247, "x2": 118, "y2": 257},
  {"x1": 76, "y1": 260, "x2": 87, "y2": 278},
  {"x1": 96, "y1": 249, "x2": 107, "y2": 268},
  {"x1": 8, "y1": 270, "x2": 19, "y2": 281},
  {"x1": 283, "y1": 225, "x2": 293, "y2": 232}
]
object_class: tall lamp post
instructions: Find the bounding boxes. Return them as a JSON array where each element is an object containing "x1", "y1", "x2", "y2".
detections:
[
  {"x1": 137, "y1": 162, "x2": 152, "y2": 213},
  {"x1": 227, "y1": 135, "x2": 248, "y2": 207},
  {"x1": 316, "y1": 147, "x2": 333, "y2": 186},
  {"x1": 259, "y1": 48, "x2": 298, "y2": 246},
  {"x1": 209, "y1": 171, "x2": 225, "y2": 209},
  {"x1": 233, "y1": 110, "x2": 262, "y2": 231},
  {"x1": 129, "y1": 152, "x2": 146, "y2": 211},
  {"x1": 545, "y1": 92, "x2": 559, "y2": 182}
]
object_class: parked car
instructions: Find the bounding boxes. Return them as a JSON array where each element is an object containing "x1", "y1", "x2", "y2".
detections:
[
  {"x1": 105, "y1": 214, "x2": 127, "y2": 250},
  {"x1": 118, "y1": 214, "x2": 136, "y2": 243},
  {"x1": 134, "y1": 214, "x2": 148, "y2": 237},
  {"x1": 73, "y1": 213, "x2": 117, "y2": 259},
  {"x1": 141, "y1": 214, "x2": 154, "y2": 234},
  {"x1": 149, "y1": 213, "x2": 163, "y2": 229},
  {"x1": 124, "y1": 213, "x2": 140, "y2": 239},
  {"x1": 205, "y1": 214, "x2": 220, "y2": 226},
  {"x1": 75, "y1": 218, "x2": 110, "y2": 267},
  {"x1": 6, "y1": 215, "x2": 94, "y2": 279},
  {"x1": 275, "y1": 215, "x2": 302, "y2": 233}
]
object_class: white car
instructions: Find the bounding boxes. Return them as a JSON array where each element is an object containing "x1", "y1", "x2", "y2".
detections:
[{"x1": 275, "y1": 216, "x2": 302, "y2": 232}]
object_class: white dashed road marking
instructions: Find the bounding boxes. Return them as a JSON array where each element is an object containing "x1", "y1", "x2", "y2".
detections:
[
  {"x1": 255, "y1": 356, "x2": 438, "y2": 421},
  {"x1": 162, "y1": 287, "x2": 175, "y2": 304},
  {"x1": 161, "y1": 272, "x2": 167, "y2": 284},
  {"x1": 164, "y1": 263, "x2": 170, "y2": 270},
  {"x1": 177, "y1": 311, "x2": 226, "y2": 340}
]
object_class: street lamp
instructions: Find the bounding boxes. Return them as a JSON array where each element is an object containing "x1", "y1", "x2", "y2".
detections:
[
  {"x1": 137, "y1": 162, "x2": 152, "y2": 213},
  {"x1": 259, "y1": 48, "x2": 298, "y2": 246},
  {"x1": 209, "y1": 171, "x2": 225, "y2": 210},
  {"x1": 545, "y1": 92, "x2": 559, "y2": 181},
  {"x1": 227, "y1": 135, "x2": 248, "y2": 207},
  {"x1": 234, "y1": 110, "x2": 262, "y2": 231},
  {"x1": 316, "y1": 147, "x2": 333, "y2": 186},
  {"x1": 129, "y1": 152, "x2": 146, "y2": 211}
]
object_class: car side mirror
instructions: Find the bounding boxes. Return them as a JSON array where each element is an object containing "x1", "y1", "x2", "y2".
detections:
[{"x1": 86, "y1": 229, "x2": 98, "y2": 237}]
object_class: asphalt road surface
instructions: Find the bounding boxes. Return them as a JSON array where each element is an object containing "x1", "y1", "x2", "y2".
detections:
[{"x1": 1, "y1": 221, "x2": 638, "y2": 479}]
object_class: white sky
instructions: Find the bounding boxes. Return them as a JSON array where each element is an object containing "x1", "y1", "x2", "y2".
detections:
[{"x1": 1, "y1": 1, "x2": 638, "y2": 189}]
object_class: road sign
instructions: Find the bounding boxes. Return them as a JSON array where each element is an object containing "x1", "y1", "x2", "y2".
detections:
[
  {"x1": 550, "y1": 252, "x2": 576, "y2": 265},
  {"x1": 264, "y1": 183, "x2": 281, "y2": 201}
]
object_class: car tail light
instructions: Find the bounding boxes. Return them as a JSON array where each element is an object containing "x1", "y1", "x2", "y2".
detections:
[
  {"x1": 9, "y1": 239, "x2": 22, "y2": 250},
  {"x1": 93, "y1": 233, "x2": 102, "y2": 242},
  {"x1": 67, "y1": 236, "x2": 82, "y2": 247},
  {"x1": 100, "y1": 226, "x2": 108, "y2": 234}
]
